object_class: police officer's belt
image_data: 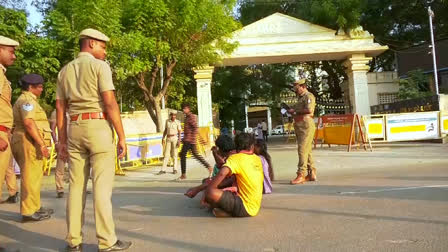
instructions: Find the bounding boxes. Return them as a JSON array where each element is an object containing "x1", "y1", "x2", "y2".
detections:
[
  {"x1": 294, "y1": 115, "x2": 313, "y2": 122},
  {"x1": 70, "y1": 112, "x2": 107, "y2": 121},
  {"x1": 0, "y1": 125, "x2": 10, "y2": 132}
]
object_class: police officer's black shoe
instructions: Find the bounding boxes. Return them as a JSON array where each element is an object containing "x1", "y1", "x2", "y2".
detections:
[
  {"x1": 57, "y1": 192, "x2": 64, "y2": 198},
  {"x1": 66, "y1": 244, "x2": 81, "y2": 252},
  {"x1": 37, "y1": 206, "x2": 54, "y2": 215},
  {"x1": 4, "y1": 192, "x2": 18, "y2": 203},
  {"x1": 22, "y1": 212, "x2": 51, "y2": 222},
  {"x1": 99, "y1": 240, "x2": 132, "y2": 251}
]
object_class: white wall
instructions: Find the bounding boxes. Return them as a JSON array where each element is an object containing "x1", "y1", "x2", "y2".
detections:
[{"x1": 367, "y1": 72, "x2": 399, "y2": 106}]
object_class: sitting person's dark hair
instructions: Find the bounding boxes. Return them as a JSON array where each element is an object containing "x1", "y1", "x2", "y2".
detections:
[
  {"x1": 215, "y1": 135, "x2": 235, "y2": 154},
  {"x1": 235, "y1": 133, "x2": 255, "y2": 152}
]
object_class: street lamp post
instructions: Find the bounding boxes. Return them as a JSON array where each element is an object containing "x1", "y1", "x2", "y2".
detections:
[{"x1": 428, "y1": 6, "x2": 439, "y2": 95}]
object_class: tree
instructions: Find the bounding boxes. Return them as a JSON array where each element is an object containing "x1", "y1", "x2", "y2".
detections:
[
  {"x1": 398, "y1": 69, "x2": 432, "y2": 100},
  {"x1": 111, "y1": 0, "x2": 240, "y2": 131},
  {"x1": 361, "y1": 0, "x2": 448, "y2": 71},
  {"x1": 212, "y1": 64, "x2": 295, "y2": 128}
]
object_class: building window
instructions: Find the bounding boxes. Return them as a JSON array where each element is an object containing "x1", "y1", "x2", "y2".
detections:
[{"x1": 378, "y1": 93, "x2": 398, "y2": 105}]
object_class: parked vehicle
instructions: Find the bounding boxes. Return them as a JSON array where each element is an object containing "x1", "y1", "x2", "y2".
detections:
[{"x1": 272, "y1": 125, "x2": 284, "y2": 135}]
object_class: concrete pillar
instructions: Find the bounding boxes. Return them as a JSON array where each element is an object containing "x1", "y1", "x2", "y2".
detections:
[
  {"x1": 194, "y1": 66, "x2": 215, "y2": 144},
  {"x1": 344, "y1": 54, "x2": 372, "y2": 115},
  {"x1": 194, "y1": 66, "x2": 215, "y2": 127},
  {"x1": 267, "y1": 107, "x2": 272, "y2": 136}
]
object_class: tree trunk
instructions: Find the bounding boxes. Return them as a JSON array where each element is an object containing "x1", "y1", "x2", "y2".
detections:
[
  {"x1": 136, "y1": 61, "x2": 177, "y2": 133},
  {"x1": 153, "y1": 98, "x2": 163, "y2": 133}
]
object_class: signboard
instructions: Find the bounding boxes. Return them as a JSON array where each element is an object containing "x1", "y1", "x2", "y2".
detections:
[
  {"x1": 321, "y1": 114, "x2": 355, "y2": 145},
  {"x1": 386, "y1": 112, "x2": 439, "y2": 141},
  {"x1": 441, "y1": 113, "x2": 448, "y2": 134},
  {"x1": 365, "y1": 117, "x2": 385, "y2": 139},
  {"x1": 126, "y1": 134, "x2": 164, "y2": 161}
]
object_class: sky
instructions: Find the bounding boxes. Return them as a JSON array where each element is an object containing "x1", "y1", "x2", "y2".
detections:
[{"x1": 26, "y1": 0, "x2": 43, "y2": 27}]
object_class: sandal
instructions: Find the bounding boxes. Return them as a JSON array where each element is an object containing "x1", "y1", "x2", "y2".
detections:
[{"x1": 156, "y1": 170, "x2": 166, "y2": 175}]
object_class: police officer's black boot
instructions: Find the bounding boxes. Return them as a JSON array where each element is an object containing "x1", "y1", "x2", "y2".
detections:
[{"x1": 3, "y1": 192, "x2": 18, "y2": 203}]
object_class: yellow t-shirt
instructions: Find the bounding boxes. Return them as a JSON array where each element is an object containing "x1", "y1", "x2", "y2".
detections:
[{"x1": 224, "y1": 153, "x2": 264, "y2": 216}]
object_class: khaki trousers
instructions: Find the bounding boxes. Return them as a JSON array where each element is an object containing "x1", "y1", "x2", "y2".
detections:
[
  {"x1": 11, "y1": 132, "x2": 44, "y2": 216},
  {"x1": 294, "y1": 118, "x2": 316, "y2": 175},
  {"x1": 162, "y1": 136, "x2": 178, "y2": 172},
  {"x1": 55, "y1": 157, "x2": 66, "y2": 193},
  {"x1": 6, "y1": 154, "x2": 17, "y2": 196},
  {"x1": 66, "y1": 119, "x2": 117, "y2": 249},
  {"x1": 0, "y1": 131, "x2": 12, "y2": 200}
]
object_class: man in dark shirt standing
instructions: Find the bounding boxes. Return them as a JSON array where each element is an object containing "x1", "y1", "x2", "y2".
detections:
[{"x1": 178, "y1": 103, "x2": 212, "y2": 180}]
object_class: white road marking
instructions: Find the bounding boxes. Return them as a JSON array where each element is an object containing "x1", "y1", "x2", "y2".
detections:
[
  {"x1": 128, "y1": 228, "x2": 144, "y2": 232},
  {"x1": 119, "y1": 205, "x2": 152, "y2": 212},
  {"x1": 385, "y1": 239, "x2": 418, "y2": 244},
  {"x1": 339, "y1": 184, "x2": 448, "y2": 195}
]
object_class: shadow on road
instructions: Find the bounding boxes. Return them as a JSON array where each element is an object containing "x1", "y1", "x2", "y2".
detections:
[
  {"x1": 264, "y1": 206, "x2": 448, "y2": 226},
  {"x1": 0, "y1": 212, "x2": 66, "y2": 251}
]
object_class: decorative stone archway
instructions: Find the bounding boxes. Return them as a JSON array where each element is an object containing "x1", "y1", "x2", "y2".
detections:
[{"x1": 194, "y1": 13, "x2": 388, "y2": 129}]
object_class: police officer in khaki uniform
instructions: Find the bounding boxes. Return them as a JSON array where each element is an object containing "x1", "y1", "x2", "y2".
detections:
[
  {"x1": 12, "y1": 74, "x2": 54, "y2": 222},
  {"x1": 289, "y1": 79, "x2": 317, "y2": 185},
  {"x1": 0, "y1": 36, "x2": 19, "y2": 204},
  {"x1": 50, "y1": 109, "x2": 69, "y2": 198},
  {"x1": 56, "y1": 28, "x2": 131, "y2": 252},
  {"x1": 2, "y1": 155, "x2": 19, "y2": 203},
  {"x1": 159, "y1": 111, "x2": 182, "y2": 174}
]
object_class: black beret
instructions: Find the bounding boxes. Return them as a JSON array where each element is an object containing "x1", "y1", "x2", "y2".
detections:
[{"x1": 21, "y1": 74, "x2": 44, "y2": 85}]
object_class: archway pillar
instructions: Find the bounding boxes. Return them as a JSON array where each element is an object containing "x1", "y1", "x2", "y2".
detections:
[
  {"x1": 344, "y1": 54, "x2": 372, "y2": 115},
  {"x1": 193, "y1": 66, "x2": 215, "y2": 143}
]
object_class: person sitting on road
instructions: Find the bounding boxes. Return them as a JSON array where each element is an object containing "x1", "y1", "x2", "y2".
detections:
[
  {"x1": 254, "y1": 139, "x2": 273, "y2": 194},
  {"x1": 204, "y1": 133, "x2": 264, "y2": 217},
  {"x1": 184, "y1": 135, "x2": 237, "y2": 201}
]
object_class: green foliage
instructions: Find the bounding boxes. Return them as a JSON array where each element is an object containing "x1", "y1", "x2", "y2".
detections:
[
  {"x1": 0, "y1": 5, "x2": 26, "y2": 41},
  {"x1": 398, "y1": 69, "x2": 432, "y2": 100},
  {"x1": 212, "y1": 64, "x2": 295, "y2": 127},
  {"x1": 362, "y1": 0, "x2": 448, "y2": 71},
  {"x1": 238, "y1": 0, "x2": 365, "y2": 29},
  {"x1": 13, "y1": 0, "x2": 239, "y2": 131},
  {"x1": 111, "y1": 0, "x2": 240, "y2": 131},
  {"x1": 16, "y1": 35, "x2": 61, "y2": 114}
]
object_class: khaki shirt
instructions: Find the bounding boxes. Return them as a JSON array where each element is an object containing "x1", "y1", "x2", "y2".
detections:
[
  {"x1": 0, "y1": 65, "x2": 13, "y2": 128},
  {"x1": 13, "y1": 91, "x2": 52, "y2": 144},
  {"x1": 56, "y1": 52, "x2": 115, "y2": 115},
  {"x1": 165, "y1": 119, "x2": 181, "y2": 136},
  {"x1": 294, "y1": 91, "x2": 316, "y2": 119}
]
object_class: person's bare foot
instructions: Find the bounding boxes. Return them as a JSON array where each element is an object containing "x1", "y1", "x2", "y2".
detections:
[
  {"x1": 184, "y1": 188, "x2": 200, "y2": 198},
  {"x1": 199, "y1": 196, "x2": 211, "y2": 209},
  {"x1": 175, "y1": 174, "x2": 187, "y2": 181},
  {"x1": 212, "y1": 208, "x2": 231, "y2": 217}
]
